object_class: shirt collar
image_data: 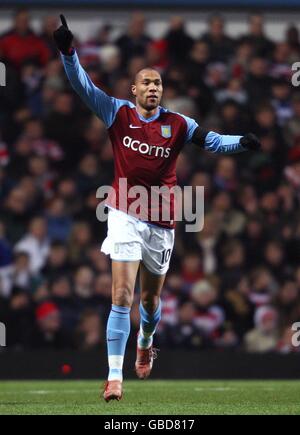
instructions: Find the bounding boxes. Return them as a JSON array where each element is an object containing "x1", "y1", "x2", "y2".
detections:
[{"x1": 136, "y1": 106, "x2": 165, "y2": 123}]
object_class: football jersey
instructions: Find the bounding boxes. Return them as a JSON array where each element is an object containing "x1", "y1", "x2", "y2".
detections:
[{"x1": 62, "y1": 51, "x2": 245, "y2": 229}]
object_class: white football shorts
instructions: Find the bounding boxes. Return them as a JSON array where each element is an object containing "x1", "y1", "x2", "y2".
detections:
[{"x1": 101, "y1": 208, "x2": 175, "y2": 275}]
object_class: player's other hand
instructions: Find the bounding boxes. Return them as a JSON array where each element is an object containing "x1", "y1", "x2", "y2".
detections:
[
  {"x1": 53, "y1": 15, "x2": 74, "y2": 55},
  {"x1": 239, "y1": 133, "x2": 261, "y2": 151}
]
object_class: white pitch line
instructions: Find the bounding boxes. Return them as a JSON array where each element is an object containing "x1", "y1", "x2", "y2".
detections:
[
  {"x1": 194, "y1": 387, "x2": 237, "y2": 392},
  {"x1": 0, "y1": 388, "x2": 132, "y2": 395}
]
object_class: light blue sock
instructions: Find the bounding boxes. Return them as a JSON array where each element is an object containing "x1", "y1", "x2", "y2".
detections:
[
  {"x1": 106, "y1": 304, "x2": 131, "y2": 381},
  {"x1": 138, "y1": 300, "x2": 162, "y2": 349}
]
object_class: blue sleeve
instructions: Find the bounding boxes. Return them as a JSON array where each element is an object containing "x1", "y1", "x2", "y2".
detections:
[
  {"x1": 204, "y1": 131, "x2": 246, "y2": 154},
  {"x1": 61, "y1": 51, "x2": 131, "y2": 128},
  {"x1": 177, "y1": 113, "x2": 199, "y2": 143}
]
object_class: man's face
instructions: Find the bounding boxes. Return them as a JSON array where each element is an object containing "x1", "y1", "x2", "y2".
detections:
[
  {"x1": 132, "y1": 69, "x2": 163, "y2": 111},
  {"x1": 15, "y1": 11, "x2": 29, "y2": 34},
  {"x1": 250, "y1": 15, "x2": 263, "y2": 35}
]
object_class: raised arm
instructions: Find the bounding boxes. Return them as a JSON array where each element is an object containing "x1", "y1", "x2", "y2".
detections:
[
  {"x1": 53, "y1": 15, "x2": 123, "y2": 128},
  {"x1": 191, "y1": 127, "x2": 261, "y2": 154}
]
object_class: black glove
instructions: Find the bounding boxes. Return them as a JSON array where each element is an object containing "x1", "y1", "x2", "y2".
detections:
[
  {"x1": 53, "y1": 14, "x2": 73, "y2": 55},
  {"x1": 239, "y1": 133, "x2": 261, "y2": 151}
]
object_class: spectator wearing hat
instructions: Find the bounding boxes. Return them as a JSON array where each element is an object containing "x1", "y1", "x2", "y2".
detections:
[
  {"x1": 244, "y1": 306, "x2": 279, "y2": 353},
  {"x1": 191, "y1": 279, "x2": 225, "y2": 343},
  {"x1": 32, "y1": 301, "x2": 72, "y2": 349}
]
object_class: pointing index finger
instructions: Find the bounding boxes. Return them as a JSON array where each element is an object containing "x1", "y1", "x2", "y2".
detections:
[{"x1": 60, "y1": 14, "x2": 68, "y2": 29}]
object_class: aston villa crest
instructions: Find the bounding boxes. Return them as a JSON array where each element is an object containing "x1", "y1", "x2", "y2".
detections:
[{"x1": 161, "y1": 125, "x2": 172, "y2": 138}]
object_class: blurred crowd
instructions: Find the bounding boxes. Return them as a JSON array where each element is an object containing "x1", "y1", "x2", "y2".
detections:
[{"x1": 0, "y1": 9, "x2": 300, "y2": 353}]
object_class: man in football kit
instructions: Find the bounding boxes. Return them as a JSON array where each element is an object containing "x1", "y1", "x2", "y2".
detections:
[{"x1": 53, "y1": 16, "x2": 260, "y2": 402}]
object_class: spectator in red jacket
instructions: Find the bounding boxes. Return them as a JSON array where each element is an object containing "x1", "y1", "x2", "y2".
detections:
[{"x1": 0, "y1": 9, "x2": 50, "y2": 70}]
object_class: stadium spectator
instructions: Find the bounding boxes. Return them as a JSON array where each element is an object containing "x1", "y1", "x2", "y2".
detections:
[
  {"x1": 215, "y1": 79, "x2": 248, "y2": 106},
  {"x1": 222, "y1": 276, "x2": 255, "y2": 340},
  {"x1": 194, "y1": 213, "x2": 220, "y2": 275},
  {"x1": 213, "y1": 156, "x2": 238, "y2": 192},
  {"x1": 270, "y1": 42, "x2": 292, "y2": 81},
  {"x1": 146, "y1": 39, "x2": 169, "y2": 74},
  {"x1": 263, "y1": 240, "x2": 291, "y2": 282},
  {"x1": 159, "y1": 301, "x2": 209, "y2": 349},
  {"x1": 164, "y1": 16, "x2": 194, "y2": 65},
  {"x1": 44, "y1": 91, "x2": 84, "y2": 170},
  {"x1": 116, "y1": 12, "x2": 151, "y2": 67},
  {"x1": 201, "y1": 14, "x2": 234, "y2": 62},
  {"x1": 15, "y1": 216, "x2": 50, "y2": 274},
  {"x1": 160, "y1": 273, "x2": 184, "y2": 329},
  {"x1": 273, "y1": 280, "x2": 300, "y2": 329},
  {"x1": 241, "y1": 216, "x2": 266, "y2": 268},
  {"x1": 245, "y1": 57, "x2": 271, "y2": 107},
  {"x1": 0, "y1": 187, "x2": 30, "y2": 244},
  {"x1": 5, "y1": 287, "x2": 34, "y2": 349},
  {"x1": 219, "y1": 239, "x2": 246, "y2": 292},
  {"x1": 0, "y1": 222, "x2": 13, "y2": 298},
  {"x1": 73, "y1": 266, "x2": 95, "y2": 310},
  {"x1": 249, "y1": 267, "x2": 277, "y2": 307},
  {"x1": 285, "y1": 25, "x2": 300, "y2": 59},
  {"x1": 9, "y1": 252, "x2": 35, "y2": 294},
  {"x1": 45, "y1": 197, "x2": 73, "y2": 242},
  {"x1": 68, "y1": 222, "x2": 92, "y2": 266},
  {"x1": 75, "y1": 308, "x2": 104, "y2": 350},
  {"x1": 40, "y1": 15, "x2": 61, "y2": 59},
  {"x1": 0, "y1": 9, "x2": 50, "y2": 69},
  {"x1": 284, "y1": 94, "x2": 300, "y2": 146},
  {"x1": 240, "y1": 14, "x2": 274, "y2": 58},
  {"x1": 190, "y1": 279, "x2": 225, "y2": 343},
  {"x1": 93, "y1": 272, "x2": 112, "y2": 322},
  {"x1": 271, "y1": 78, "x2": 293, "y2": 126},
  {"x1": 244, "y1": 306, "x2": 279, "y2": 353},
  {"x1": 49, "y1": 275, "x2": 77, "y2": 332},
  {"x1": 181, "y1": 252, "x2": 204, "y2": 290},
  {"x1": 41, "y1": 241, "x2": 70, "y2": 281},
  {"x1": 32, "y1": 301, "x2": 72, "y2": 349},
  {"x1": 22, "y1": 117, "x2": 64, "y2": 163}
]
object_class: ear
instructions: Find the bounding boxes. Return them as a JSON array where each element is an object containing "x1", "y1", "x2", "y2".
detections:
[{"x1": 131, "y1": 84, "x2": 136, "y2": 96}]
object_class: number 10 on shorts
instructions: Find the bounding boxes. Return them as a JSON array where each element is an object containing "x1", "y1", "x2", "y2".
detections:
[{"x1": 161, "y1": 249, "x2": 172, "y2": 266}]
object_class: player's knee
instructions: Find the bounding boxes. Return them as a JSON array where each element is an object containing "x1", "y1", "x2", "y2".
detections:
[
  {"x1": 141, "y1": 296, "x2": 160, "y2": 315},
  {"x1": 112, "y1": 285, "x2": 134, "y2": 308}
]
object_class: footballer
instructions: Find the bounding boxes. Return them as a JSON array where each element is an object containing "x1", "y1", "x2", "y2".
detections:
[{"x1": 53, "y1": 15, "x2": 260, "y2": 402}]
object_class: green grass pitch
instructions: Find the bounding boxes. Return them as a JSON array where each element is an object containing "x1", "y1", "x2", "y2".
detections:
[{"x1": 0, "y1": 380, "x2": 300, "y2": 415}]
